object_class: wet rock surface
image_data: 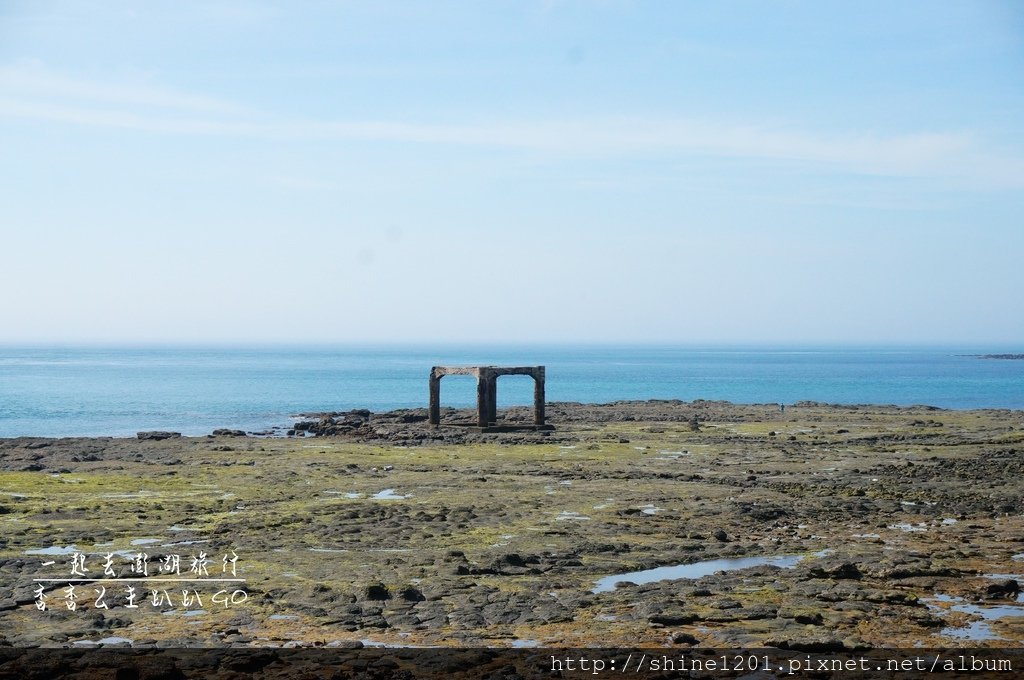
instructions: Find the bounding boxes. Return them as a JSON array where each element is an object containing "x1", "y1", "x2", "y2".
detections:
[{"x1": 0, "y1": 401, "x2": 1022, "y2": 648}]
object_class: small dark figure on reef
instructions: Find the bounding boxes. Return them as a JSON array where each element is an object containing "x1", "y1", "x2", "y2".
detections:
[
  {"x1": 688, "y1": 414, "x2": 700, "y2": 432},
  {"x1": 780, "y1": 403, "x2": 785, "y2": 413}
]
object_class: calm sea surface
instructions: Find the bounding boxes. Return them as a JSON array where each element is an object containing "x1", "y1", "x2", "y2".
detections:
[{"x1": 0, "y1": 346, "x2": 1021, "y2": 437}]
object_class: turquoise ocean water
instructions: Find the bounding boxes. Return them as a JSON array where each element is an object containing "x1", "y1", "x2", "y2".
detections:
[{"x1": 0, "y1": 346, "x2": 1022, "y2": 437}]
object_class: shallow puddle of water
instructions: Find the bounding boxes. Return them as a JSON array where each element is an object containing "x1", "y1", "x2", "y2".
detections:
[
  {"x1": 322, "y1": 491, "x2": 363, "y2": 499},
  {"x1": 25, "y1": 545, "x2": 79, "y2": 556},
  {"x1": 130, "y1": 538, "x2": 163, "y2": 546},
  {"x1": 592, "y1": 551, "x2": 829, "y2": 593},
  {"x1": 924, "y1": 594, "x2": 1024, "y2": 641},
  {"x1": 270, "y1": 614, "x2": 298, "y2": 620},
  {"x1": 309, "y1": 547, "x2": 349, "y2": 553},
  {"x1": 72, "y1": 636, "x2": 133, "y2": 646},
  {"x1": 890, "y1": 522, "x2": 928, "y2": 533},
  {"x1": 371, "y1": 488, "x2": 408, "y2": 500},
  {"x1": 162, "y1": 539, "x2": 208, "y2": 548},
  {"x1": 358, "y1": 639, "x2": 420, "y2": 648},
  {"x1": 555, "y1": 511, "x2": 591, "y2": 521},
  {"x1": 941, "y1": 620, "x2": 992, "y2": 641},
  {"x1": 511, "y1": 639, "x2": 539, "y2": 648}
]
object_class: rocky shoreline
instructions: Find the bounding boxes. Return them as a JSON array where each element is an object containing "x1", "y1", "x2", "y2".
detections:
[
  {"x1": 0, "y1": 400, "x2": 1021, "y2": 649},
  {"x1": 274, "y1": 399, "x2": 970, "y2": 445}
]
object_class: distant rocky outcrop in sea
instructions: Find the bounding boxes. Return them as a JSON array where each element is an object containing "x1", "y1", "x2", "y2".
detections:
[{"x1": 136, "y1": 431, "x2": 181, "y2": 440}]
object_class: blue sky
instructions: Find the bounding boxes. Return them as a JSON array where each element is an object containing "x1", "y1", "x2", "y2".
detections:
[{"x1": 1, "y1": 1, "x2": 1022, "y2": 344}]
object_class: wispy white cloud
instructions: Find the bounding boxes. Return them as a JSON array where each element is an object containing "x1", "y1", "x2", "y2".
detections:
[
  {"x1": 2, "y1": 63, "x2": 1022, "y2": 188},
  {"x1": 0, "y1": 62, "x2": 241, "y2": 113}
]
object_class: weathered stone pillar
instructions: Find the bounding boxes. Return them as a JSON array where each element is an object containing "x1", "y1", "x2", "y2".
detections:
[
  {"x1": 428, "y1": 371, "x2": 441, "y2": 426},
  {"x1": 533, "y1": 367, "x2": 545, "y2": 425},
  {"x1": 476, "y1": 374, "x2": 490, "y2": 427},
  {"x1": 486, "y1": 376, "x2": 498, "y2": 425}
]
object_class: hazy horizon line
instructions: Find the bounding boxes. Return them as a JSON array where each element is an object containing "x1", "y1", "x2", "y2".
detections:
[{"x1": 0, "y1": 340, "x2": 1019, "y2": 351}]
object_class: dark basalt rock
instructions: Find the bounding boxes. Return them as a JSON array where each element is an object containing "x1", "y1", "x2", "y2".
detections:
[
  {"x1": 985, "y1": 579, "x2": 1019, "y2": 599},
  {"x1": 672, "y1": 632, "x2": 699, "y2": 645},
  {"x1": 362, "y1": 583, "x2": 391, "y2": 601},
  {"x1": 399, "y1": 586, "x2": 425, "y2": 602},
  {"x1": 649, "y1": 611, "x2": 698, "y2": 625},
  {"x1": 136, "y1": 431, "x2": 181, "y2": 441},
  {"x1": 810, "y1": 561, "x2": 863, "y2": 580}
]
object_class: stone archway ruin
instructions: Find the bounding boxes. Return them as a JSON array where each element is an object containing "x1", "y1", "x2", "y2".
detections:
[{"x1": 428, "y1": 365, "x2": 548, "y2": 430}]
